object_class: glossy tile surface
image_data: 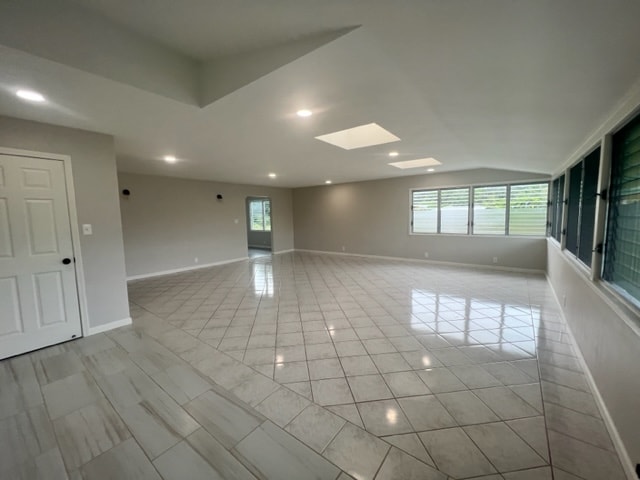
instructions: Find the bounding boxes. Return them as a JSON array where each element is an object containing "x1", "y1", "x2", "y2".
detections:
[{"x1": 0, "y1": 252, "x2": 629, "y2": 479}]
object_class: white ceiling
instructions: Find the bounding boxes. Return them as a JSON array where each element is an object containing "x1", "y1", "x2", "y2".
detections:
[{"x1": 1, "y1": 0, "x2": 640, "y2": 187}]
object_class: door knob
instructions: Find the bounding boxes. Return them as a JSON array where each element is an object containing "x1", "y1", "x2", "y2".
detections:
[{"x1": 62, "y1": 258, "x2": 72, "y2": 265}]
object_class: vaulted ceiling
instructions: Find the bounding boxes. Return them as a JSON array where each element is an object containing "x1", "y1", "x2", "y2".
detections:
[{"x1": 1, "y1": 0, "x2": 640, "y2": 187}]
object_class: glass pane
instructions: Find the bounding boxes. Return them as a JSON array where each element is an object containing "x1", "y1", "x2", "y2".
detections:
[
  {"x1": 578, "y1": 149, "x2": 600, "y2": 266},
  {"x1": 566, "y1": 163, "x2": 582, "y2": 253},
  {"x1": 509, "y1": 183, "x2": 549, "y2": 236},
  {"x1": 604, "y1": 113, "x2": 640, "y2": 303},
  {"x1": 440, "y1": 188, "x2": 469, "y2": 234},
  {"x1": 473, "y1": 185, "x2": 506, "y2": 235},
  {"x1": 250, "y1": 200, "x2": 264, "y2": 231},
  {"x1": 264, "y1": 200, "x2": 271, "y2": 231},
  {"x1": 550, "y1": 178, "x2": 559, "y2": 239},
  {"x1": 553, "y1": 175, "x2": 564, "y2": 242},
  {"x1": 412, "y1": 190, "x2": 438, "y2": 233}
]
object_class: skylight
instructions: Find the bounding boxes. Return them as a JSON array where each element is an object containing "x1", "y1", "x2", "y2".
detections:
[
  {"x1": 388, "y1": 157, "x2": 442, "y2": 169},
  {"x1": 315, "y1": 123, "x2": 400, "y2": 150}
]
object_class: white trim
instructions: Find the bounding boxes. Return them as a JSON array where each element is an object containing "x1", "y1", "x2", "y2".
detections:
[
  {"x1": 0, "y1": 147, "x2": 91, "y2": 337},
  {"x1": 126, "y1": 257, "x2": 249, "y2": 281},
  {"x1": 544, "y1": 277, "x2": 636, "y2": 480},
  {"x1": 273, "y1": 249, "x2": 294, "y2": 255},
  {"x1": 295, "y1": 249, "x2": 545, "y2": 274},
  {"x1": 87, "y1": 317, "x2": 132, "y2": 336}
]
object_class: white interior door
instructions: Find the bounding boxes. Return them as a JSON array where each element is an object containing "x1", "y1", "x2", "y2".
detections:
[{"x1": 0, "y1": 154, "x2": 82, "y2": 359}]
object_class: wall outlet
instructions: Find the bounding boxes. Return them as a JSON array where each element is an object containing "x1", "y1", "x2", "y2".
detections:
[
  {"x1": 82, "y1": 224, "x2": 93, "y2": 235},
  {"x1": 424, "y1": 252, "x2": 429, "y2": 258},
  {"x1": 194, "y1": 257, "x2": 199, "y2": 264},
  {"x1": 492, "y1": 257, "x2": 498, "y2": 264},
  {"x1": 341, "y1": 245, "x2": 346, "y2": 252}
]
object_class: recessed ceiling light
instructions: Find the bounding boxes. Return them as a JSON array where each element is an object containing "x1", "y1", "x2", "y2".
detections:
[
  {"x1": 268, "y1": 173, "x2": 277, "y2": 178},
  {"x1": 315, "y1": 123, "x2": 400, "y2": 150},
  {"x1": 388, "y1": 157, "x2": 442, "y2": 169},
  {"x1": 325, "y1": 180, "x2": 332, "y2": 184},
  {"x1": 16, "y1": 89, "x2": 45, "y2": 102},
  {"x1": 388, "y1": 151, "x2": 399, "y2": 157},
  {"x1": 427, "y1": 168, "x2": 435, "y2": 172},
  {"x1": 163, "y1": 155, "x2": 177, "y2": 163},
  {"x1": 297, "y1": 109, "x2": 312, "y2": 117}
]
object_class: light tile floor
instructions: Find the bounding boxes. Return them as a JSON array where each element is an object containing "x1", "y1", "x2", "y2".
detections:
[{"x1": 0, "y1": 252, "x2": 628, "y2": 479}]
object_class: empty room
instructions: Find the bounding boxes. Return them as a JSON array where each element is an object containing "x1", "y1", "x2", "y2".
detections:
[{"x1": 1, "y1": 1, "x2": 640, "y2": 479}]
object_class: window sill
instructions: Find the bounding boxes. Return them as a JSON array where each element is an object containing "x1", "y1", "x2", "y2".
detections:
[
  {"x1": 409, "y1": 232, "x2": 547, "y2": 239},
  {"x1": 548, "y1": 238, "x2": 640, "y2": 336}
]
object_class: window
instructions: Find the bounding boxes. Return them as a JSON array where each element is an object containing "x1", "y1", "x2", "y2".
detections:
[
  {"x1": 550, "y1": 175, "x2": 565, "y2": 242},
  {"x1": 411, "y1": 182, "x2": 548, "y2": 236},
  {"x1": 566, "y1": 163, "x2": 582, "y2": 253},
  {"x1": 473, "y1": 186, "x2": 507, "y2": 234},
  {"x1": 412, "y1": 190, "x2": 438, "y2": 233},
  {"x1": 440, "y1": 188, "x2": 469, "y2": 234},
  {"x1": 249, "y1": 199, "x2": 271, "y2": 231},
  {"x1": 565, "y1": 148, "x2": 601, "y2": 266},
  {"x1": 604, "y1": 112, "x2": 640, "y2": 303},
  {"x1": 508, "y1": 183, "x2": 549, "y2": 235},
  {"x1": 579, "y1": 150, "x2": 600, "y2": 265}
]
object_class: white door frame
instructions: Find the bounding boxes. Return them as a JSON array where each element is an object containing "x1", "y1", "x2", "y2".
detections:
[{"x1": 0, "y1": 147, "x2": 89, "y2": 337}]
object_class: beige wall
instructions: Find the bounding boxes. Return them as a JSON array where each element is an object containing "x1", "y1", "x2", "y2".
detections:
[
  {"x1": 118, "y1": 172, "x2": 293, "y2": 278},
  {"x1": 293, "y1": 168, "x2": 549, "y2": 271},
  {"x1": 547, "y1": 240, "x2": 640, "y2": 465},
  {"x1": 0, "y1": 115, "x2": 129, "y2": 329}
]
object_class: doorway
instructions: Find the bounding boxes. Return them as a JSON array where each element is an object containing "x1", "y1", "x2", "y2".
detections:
[
  {"x1": 0, "y1": 153, "x2": 83, "y2": 359},
  {"x1": 246, "y1": 196, "x2": 272, "y2": 258}
]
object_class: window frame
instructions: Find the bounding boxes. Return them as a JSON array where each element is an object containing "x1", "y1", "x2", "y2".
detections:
[
  {"x1": 248, "y1": 198, "x2": 271, "y2": 232},
  {"x1": 410, "y1": 180, "x2": 550, "y2": 237},
  {"x1": 563, "y1": 146, "x2": 602, "y2": 267},
  {"x1": 549, "y1": 174, "x2": 565, "y2": 244},
  {"x1": 602, "y1": 112, "x2": 640, "y2": 307},
  {"x1": 471, "y1": 184, "x2": 508, "y2": 235}
]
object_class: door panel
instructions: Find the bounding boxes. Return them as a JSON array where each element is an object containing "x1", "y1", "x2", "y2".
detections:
[
  {"x1": 0, "y1": 198, "x2": 12, "y2": 257},
  {"x1": 26, "y1": 199, "x2": 59, "y2": 254},
  {"x1": 34, "y1": 271, "x2": 67, "y2": 326},
  {"x1": 22, "y1": 167, "x2": 52, "y2": 188},
  {"x1": 0, "y1": 276, "x2": 22, "y2": 335},
  {"x1": 0, "y1": 154, "x2": 82, "y2": 359}
]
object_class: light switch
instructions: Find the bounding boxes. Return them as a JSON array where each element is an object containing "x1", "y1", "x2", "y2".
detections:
[
  {"x1": 234, "y1": 218, "x2": 239, "y2": 224},
  {"x1": 82, "y1": 224, "x2": 93, "y2": 235}
]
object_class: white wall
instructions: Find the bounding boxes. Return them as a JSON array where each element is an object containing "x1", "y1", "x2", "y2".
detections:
[
  {"x1": 544, "y1": 80, "x2": 640, "y2": 470},
  {"x1": 547, "y1": 241, "x2": 640, "y2": 465},
  {"x1": 293, "y1": 168, "x2": 549, "y2": 271},
  {"x1": 0, "y1": 115, "x2": 130, "y2": 330},
  {"x1": 118, "y1": 172, "x2": 293, "y2": 278}
]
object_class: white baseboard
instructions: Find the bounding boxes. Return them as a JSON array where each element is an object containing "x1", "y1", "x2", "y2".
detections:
[
  {"x1": 86, "y1": 317, "x2": 132, "y2": 336},
  {"x1": 273, "y1": 249, "x2": 294, "y2": 255},
  {"x1": 126, "y1": 257, "x2": 249, "y2": 281},
  {"x1": 295, "y1": 249, "x2": 545, "y2": 274},
  {"x1": 545, "y1": 276, "x2": 636, "y2": 480}
]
